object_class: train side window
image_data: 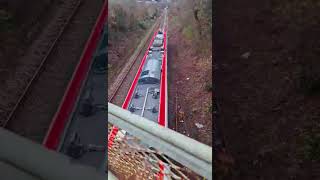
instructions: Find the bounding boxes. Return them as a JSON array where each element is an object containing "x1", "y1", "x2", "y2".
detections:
[{"x1": 141, "y1": 70, "x2": 149, "y2": 76}]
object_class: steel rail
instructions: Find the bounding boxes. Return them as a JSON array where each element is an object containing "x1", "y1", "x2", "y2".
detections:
[
  {"x1": 108, "y1": 16, "x2": 162, "y2": 102},
  {"x1": 2, "y1": 0, "x2": 82, "y2": 128},
  {"x1": 108, "y1": 16, "x2": 163, "y2": 148},
  {"x1": 43, "y1": 0, "x2": 108, "y2": 150}
]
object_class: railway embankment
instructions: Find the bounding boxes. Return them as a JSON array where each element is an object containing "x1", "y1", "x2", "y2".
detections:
[
  {"x1": 214, "y1": 0, "x2": 320, "y2": 179},
  {"x1": 167, "y1": 0, "x2": 212, "y2": 146}
]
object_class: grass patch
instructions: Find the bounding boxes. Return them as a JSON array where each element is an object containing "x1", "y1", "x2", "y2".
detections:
[
  {"x1": 0, "y1": 9, "x2": 14, "y2": 32},
  {"x1": 171, "y1": 15, "x2": 179, "y2": 25},
  {"x1": 303, "y1": 133, "x2": 320, "y2": 161},
  {"x1": 182, "y1": 25, "x2": 194, "y2": 40},
  {"x1": 137, "y1": 21, "x2": 146, "y2": 30},
  {"x1": 205, "y1": 82, "x2": 213, "y2": 92}
]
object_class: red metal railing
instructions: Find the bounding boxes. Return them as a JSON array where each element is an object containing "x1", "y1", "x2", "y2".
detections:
[
  {"x1": 43, "y1": 0, "x2": 108, "y2": 150},
  {"x1": 158, "y1": 28, "x2": 167, "y2": 127},
  {"x1": 108, "y1": 25, "x2": 168, "y2": 180}
]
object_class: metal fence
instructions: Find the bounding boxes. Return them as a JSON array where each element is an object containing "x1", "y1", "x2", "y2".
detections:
[
  {"x1": 108, "y1": 103, "x2": 213, "y2": 180},
  {"x1": 0, "y1": 127, "x2": 109, "y2": 180}
]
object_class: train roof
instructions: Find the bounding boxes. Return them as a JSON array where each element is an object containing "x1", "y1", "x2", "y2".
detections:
[{"x1": 128, "y1": 38, "x2": 165, "y2": 122}]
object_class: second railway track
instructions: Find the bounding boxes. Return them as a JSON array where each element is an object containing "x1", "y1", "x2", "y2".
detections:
[
  {"x1": 108, "y1": 16, "x2": 163, "y2": 105},
  {"x1": 1, "y1": 0, "x2": 81, "y2": 128},
  {"x1": 2, "y1": 0, "x2": 104, "y2": 143}
]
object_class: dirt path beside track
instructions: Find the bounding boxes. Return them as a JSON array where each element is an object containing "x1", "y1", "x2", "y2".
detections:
[{"x1": 214, "y1": 0, "x2": 320, "y2": 179}]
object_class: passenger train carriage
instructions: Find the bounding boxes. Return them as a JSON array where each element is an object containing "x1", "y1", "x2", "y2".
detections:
[{"x1": 128, "y1": 29, "x2": 165, "y2": 123}]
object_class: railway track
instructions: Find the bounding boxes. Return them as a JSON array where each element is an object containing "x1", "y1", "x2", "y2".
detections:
[
  {"x1": 1, "y1": 0, "x2": 81, "y2": 128},
  {"x1": 108, "y1": 17, "x2": 162, "y2": 105},
  {"x1": 2, "y1": 0, "x2": 104, "y2": 142}
]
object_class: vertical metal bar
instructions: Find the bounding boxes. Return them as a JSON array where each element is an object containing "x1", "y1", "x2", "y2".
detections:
[{"x1": 141, "y1": 87, "x2": 150, "y2": 117}]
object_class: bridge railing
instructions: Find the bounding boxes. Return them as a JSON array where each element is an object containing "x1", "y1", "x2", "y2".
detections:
[
  {"x1": 108, "y1": 103, "x2": 213, "y2": 180},
  {"x1": 0, "y1": 127, "x2": 111, "y2": 180}
]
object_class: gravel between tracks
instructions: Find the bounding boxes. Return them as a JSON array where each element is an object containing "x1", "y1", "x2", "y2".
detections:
[
  {"x1": 0, "y1": 0, "x2": 75, "y2": 122},
  {"x1": 5, "y1": 0, "x2": 104, "y2": 143}
]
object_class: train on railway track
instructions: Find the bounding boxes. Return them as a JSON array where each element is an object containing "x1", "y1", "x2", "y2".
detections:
[{"x1": 127, "y1": 29, "x2": 165, "y2": 124}]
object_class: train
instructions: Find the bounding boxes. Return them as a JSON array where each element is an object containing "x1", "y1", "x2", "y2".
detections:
[{"x1": 128, "y1": 29, "x2": 165, "y2": 123}]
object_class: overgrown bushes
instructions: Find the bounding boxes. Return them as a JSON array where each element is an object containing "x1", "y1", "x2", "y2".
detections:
[
  {"x1": 0, "y1": 9, "x2": 13, "y2": 32},
  {"x1": 109, "y1": 0, "x2": 159, "y2": 35},
  {"x1": 171, "y1": 0, "x2": 212, "y2": 53}
]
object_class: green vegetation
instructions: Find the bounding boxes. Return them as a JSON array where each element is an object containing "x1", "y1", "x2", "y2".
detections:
[
  {"x1": 182, "y1": 25, "x2": 194, "y2": 40},
  {"x1": 272, "y1": 0, "x2": 320, "y2": 28},
  {"x1": 109, "y1": 0, "x2": 159, "y2": 36},
  {"x1": 270, "y1": 0, "x2": 320, "y2": 175},
  {"x1": 0, "y1": 9, "x2": 14, "y2": 32},
  {"x1": 138, "y1": 21, "x2": 146, "y2": 30},
  {"x1": 114, "y1": 6, "x2": 127, "y2": 31},
  {"x1": 171, "y1": 15, "x2": 179, "y2": 25},
  {"x1": 205, "y1": 82, "x2": 213, "y2": 92},
  {"x1": 272, "y1": 0, "x2": 320, "y2": 97},
  {"x1": 299, "y1": 67, "x2": 320, "y2": 96},
  {"x1": 304, "y1": 133, "x2": 320, "y2": 161},
  {"x1": 171, "y1": 0, "x2": 212, "y2": 53},
  {"x1": 193, "y1": 0, "x2": 213, "y2": 37}
]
